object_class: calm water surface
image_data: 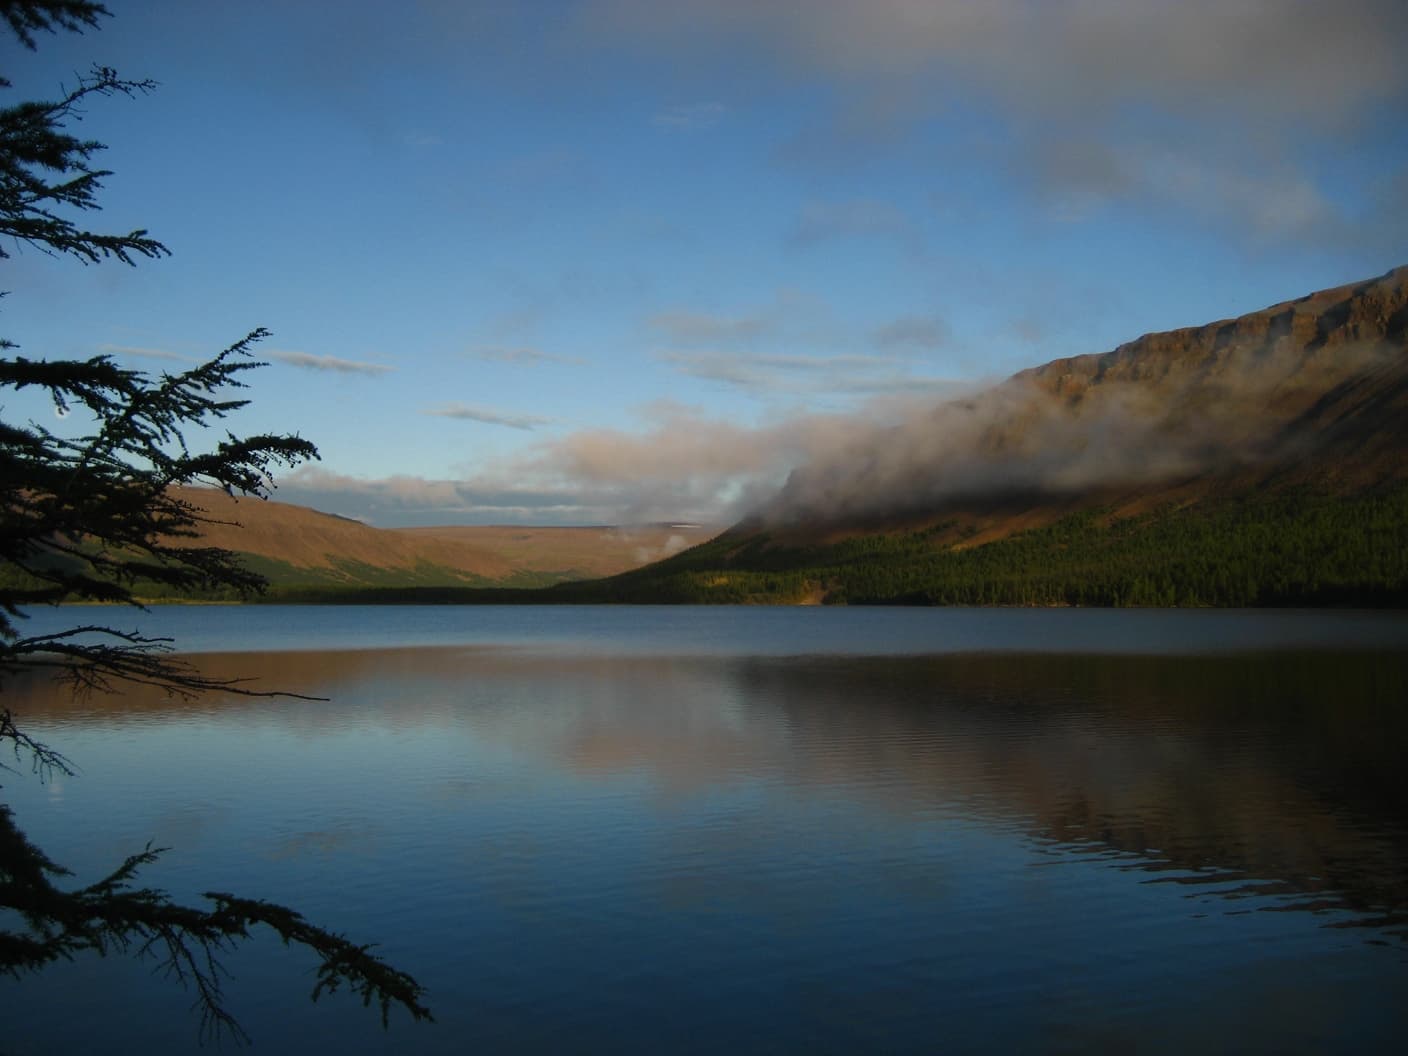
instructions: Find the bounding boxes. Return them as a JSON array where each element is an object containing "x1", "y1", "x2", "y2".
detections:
[{"x1": 3, "y1": 606, "x2": 1407, "y2": 1053}]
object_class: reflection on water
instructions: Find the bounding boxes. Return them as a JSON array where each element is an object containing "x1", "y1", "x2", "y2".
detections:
[{"x1": 5, "y1": 631, "x2": 1408, "y2": 1053}]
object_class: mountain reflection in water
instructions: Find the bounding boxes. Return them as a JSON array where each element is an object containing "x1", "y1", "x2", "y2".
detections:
[{"x1": 6, "y1": 639, "x2": 1407, "y2": 1052}]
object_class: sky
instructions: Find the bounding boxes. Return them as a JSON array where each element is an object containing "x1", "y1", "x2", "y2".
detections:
[{"x1": 4, "y1": 0, "x2": 1406, "y2": 526}]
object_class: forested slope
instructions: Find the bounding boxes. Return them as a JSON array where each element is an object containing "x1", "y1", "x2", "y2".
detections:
[{"x1": 545, "y1": 486, "x2": 1408, "y2": 606}]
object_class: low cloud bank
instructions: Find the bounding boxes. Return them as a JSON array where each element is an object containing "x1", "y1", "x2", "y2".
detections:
[
  {"x1": 276, "y1": 399, "x2": 926, "y2": 526},
  {"x1": 277, "y1": 339, "x2": 1393, "y2": 529}
]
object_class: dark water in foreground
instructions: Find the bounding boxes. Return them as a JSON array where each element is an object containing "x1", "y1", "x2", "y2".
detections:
[{"x1": 3, "y1": 607, "x2": 1407, "y2": 1053}]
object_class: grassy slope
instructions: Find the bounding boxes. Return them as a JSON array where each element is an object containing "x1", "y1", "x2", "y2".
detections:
[
  {"x1": 162, "y1": 486, "x2": 718, "y2": 589},
  {"x1": 257, "y1": 484, "x2": 1408, "y2": 607}
]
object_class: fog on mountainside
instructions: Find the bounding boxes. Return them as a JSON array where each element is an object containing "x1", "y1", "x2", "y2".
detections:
[{"x1": 759, "y1": 266, "x2": 1408, "y2": 528}]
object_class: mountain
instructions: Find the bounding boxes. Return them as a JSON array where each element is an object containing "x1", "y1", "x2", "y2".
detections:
[
  {"x1": 155, "y1": 266, "x2": 1408, "y2": 607},
  {"x1": 161, "y1": 487, "x2": 717, "y2": 595},
  {"x1": 566, "y1": 266, "x2": 1408, "y2": 606}
]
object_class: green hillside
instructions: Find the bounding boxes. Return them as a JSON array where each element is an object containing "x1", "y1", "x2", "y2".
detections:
[
  {"x1": 251, "y1": 484, "x2": 1408, "y2": 607},
  {"x1": 560, "y1": 486, "x2": 1408, "y2": 606}
]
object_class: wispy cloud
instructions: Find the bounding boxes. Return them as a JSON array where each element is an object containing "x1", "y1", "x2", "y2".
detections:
[
  {"x1": 268, "y1": 351, "x2": 395, "y2": 375},
  {"x1": 646, "y1": 292, "x2": 959, "y2": 395},
  {"x1": 278, "y1": 467, "x2": 598, "y2": 527},
  {"x1": 652, "y1": 101, "x2": 727, "y2": 130},
  {"x1": 787, "y1": 198, "x2": 916, "y2": 249},
  {"x1": 98, "y1": 344, "x2": 197, "y2": 364},
  {"x1": 648, "y1": 309, "x2": 771, "y2": 345},
  {"x1": 873, "y1": 316, "x2": 948, "y2": 351},
  {"x1": 584, "y1": 0, "x2": 1408, "y2": 246},
  {"x1": 468, "y1": 345, "x2": 586, "y2": 366},
  {"x1": 646, "y1": 288, "x2": 837, "y2": 349},
  {"x1": 1027, "y1": 138, "x2": 1339, "y2": 240},
  {"x1": 658, "y1": 349, "x2": 960, "y2": 397},
  {"x1": 587, "y1": 0, "x2": 1407, "y2": 130},
  {"x1": 421, "y1": 403, "x2": 556, "y2": 430}
]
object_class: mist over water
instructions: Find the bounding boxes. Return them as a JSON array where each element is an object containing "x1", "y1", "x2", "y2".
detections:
[{"x1": 4, "y1": 607, "x2": 1406, "y2": 1053}]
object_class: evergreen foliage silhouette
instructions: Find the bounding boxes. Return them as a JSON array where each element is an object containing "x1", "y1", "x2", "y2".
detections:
[{"x1": 0, "y1": 2, "x2": 432, "y2": 1041}]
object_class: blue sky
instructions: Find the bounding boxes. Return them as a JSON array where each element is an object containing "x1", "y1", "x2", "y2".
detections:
[{"x1": 4, "y1": 0, "x2": 1406, "y2": 525}]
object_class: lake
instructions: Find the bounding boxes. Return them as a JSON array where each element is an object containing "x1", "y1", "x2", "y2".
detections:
[{"x1": 3, "y1": 606, "x2": 1407, "y2": 1053}]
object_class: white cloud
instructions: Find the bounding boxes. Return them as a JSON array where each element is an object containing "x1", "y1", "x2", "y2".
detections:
[
  {"x1": 873, "y1": 316, "x2": 948, "y2": 351},
  {"x1": 788, "y1": 198, "x2": 915, "y2": 248},
  {"x1": 421, "y1": 403, "x2": 556, "y2": 430},
  {"x1": 468, "y1": 346, "x2": 587, "y2": 366},
  {"x1": 1028, "y1": 138, "x2": 1340, "y2": 241},
  {"x1": 652, "y1": 101, "x2": 727, "y2": 129},
  {"x1": 586, "y1": 0, "x2": 1408, "y2": 129},
  {"x1": 658, "y1": 349, "x2": 959, "y2": 397},
  {"x1": 582, "y1": 0, "x2": 1408, "y2": 246},
  {"x1": 268, "y1": 351, "x2": 395, "y2": 375},
  {"x1": 648, "y1": 309, "x2": 771, "y2": 345},
  {"x1": 645, "y1": 292, "x2": 959, "y2": 396},
  {"x1": 467, "y1": 402, "x2": 895, "y2": 524},
  {"x1": 278, "y1": 398, "x2": 944, "y2": 526},
  {"x1": 646, "y1": 289, "x2": 826, "y2": 348}
]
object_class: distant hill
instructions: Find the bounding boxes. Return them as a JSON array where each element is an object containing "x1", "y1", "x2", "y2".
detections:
[
  {"x1": 161, "y1": 487, "x2": 717, "y2": 595},
  {"x1": 548, "y1": 265, "x2": 1408, "y2": 607}
]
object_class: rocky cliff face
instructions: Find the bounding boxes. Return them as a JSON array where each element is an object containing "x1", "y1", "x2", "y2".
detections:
[
  {"x1": 1020, "y1": 265, "x2": 1408, "y2": 477},
  {"x1": 763, "y1": 266, "x2": 1408, "y2": 532},
  {"x1": 1027, "y1": 266, "x2": 1407, "y2": 400}
]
